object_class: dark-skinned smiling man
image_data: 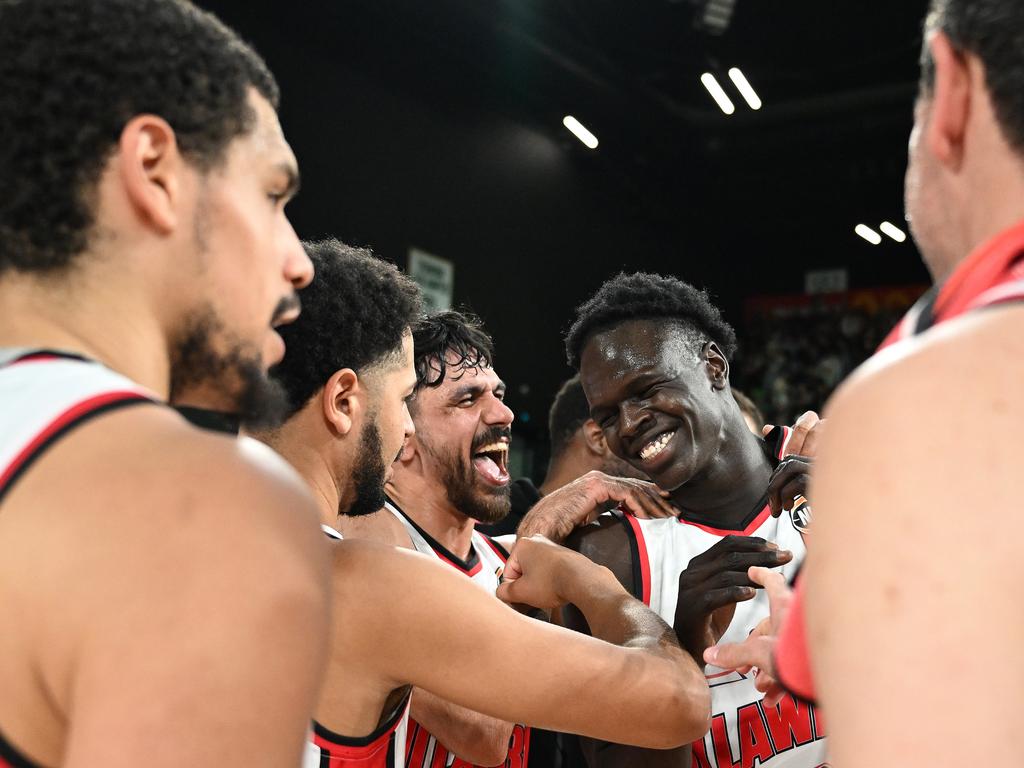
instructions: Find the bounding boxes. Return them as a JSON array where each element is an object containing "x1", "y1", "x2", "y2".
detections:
[{"x1": 560, "y1": 272, "x2": 825, "y2": 768}]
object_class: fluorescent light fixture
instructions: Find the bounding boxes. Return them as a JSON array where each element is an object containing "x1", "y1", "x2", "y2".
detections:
[
  {"x1": 562, "y1": 115, "x2": 599, "y2": 149},
  {"x1": 728, "y1": 68, "x2": 762, "y2": 110},
  {"x1": 855, "y1": 224, "x2": 882, "y2": 245},
  {"x1": 879, "y1": 221, "x2": 907, "y2": 243},
  {"x1": 700, "y1": 73, "x2": 735, "y2": 115}
]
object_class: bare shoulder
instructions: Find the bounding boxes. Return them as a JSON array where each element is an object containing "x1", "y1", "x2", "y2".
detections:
[
  {"x1": 337, "y1": 508, "x2": 414, "y2": 548},
  {"x1": 826, "y1": 304, "x2": 1024, "y2": 444}
]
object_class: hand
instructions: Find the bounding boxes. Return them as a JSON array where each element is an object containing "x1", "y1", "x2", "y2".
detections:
[
  {"x1": 517, "y1": 471, "x2": 677, "y2": 543},
  {"x1": 766, "y1": 455, "x2": 812, "y2": 517},
  {"x1": 673, "y1": 537, "x2": 792, "y2": 661},
  {"x1": 496, "y1": 535, "x2": 615, "y2": 611},
  {"x1": 703, "y1": 566, "x2": 793, "y2": 707},
  {"x1": 763, "y1": 410, "x2": 825, "y2": 458}
]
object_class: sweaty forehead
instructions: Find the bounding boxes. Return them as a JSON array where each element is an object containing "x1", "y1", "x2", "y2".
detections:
[{"x1": 580, "y1": 320, "x2": 694, "y2": 396}]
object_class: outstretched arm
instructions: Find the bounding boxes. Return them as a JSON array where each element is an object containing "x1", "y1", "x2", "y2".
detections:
[{"x1": 329, "y1": 536, "x2": 710, "y2": 750}]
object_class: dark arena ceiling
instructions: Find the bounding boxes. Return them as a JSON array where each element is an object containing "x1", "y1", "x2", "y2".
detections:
[{"x1": 202, "y1": 0, "x2": 933, "y2": 450}]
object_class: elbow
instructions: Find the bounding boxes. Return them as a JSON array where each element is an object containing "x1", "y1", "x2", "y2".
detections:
[
  {"x1": 455, "y1": 726, "x2": 512, "y2": 767},
  {"x1": 641, "y1": 672, "x2": 712, "y2": 749}
]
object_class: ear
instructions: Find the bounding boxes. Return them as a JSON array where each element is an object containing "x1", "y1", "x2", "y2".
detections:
[
  {"x1": 118, "y1": 114, "x2": 187, "y2": 235},
  {"x1": 321, "y1": 368, "x2": 362, "y2": 437},
  {"x1": 398, "y1": 433, "x2": 419, "y2": 464},
  {"x1": 581, "y1": 419, "x2": 609, "y2": 457},
  {"x1": 703, "y1": 342, "x2": 729, "y2": 391},
  {"x1": 924, "y1": 31, "x2": 971, "y2": 172}
]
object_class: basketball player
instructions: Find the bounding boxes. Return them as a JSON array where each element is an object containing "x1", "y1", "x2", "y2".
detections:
[
  {"x1": 256, "y1": 244, "x2": 714, "y2": 767},
  {"x1": 0, "y1": 2, "x2": 330, "y2": 766},
  {"x1": 707, "y1": 2, "x2": 1024, "y2": 764},
  {"x1": 560, "y1": 273, "x2": 825, "y2": 768}
]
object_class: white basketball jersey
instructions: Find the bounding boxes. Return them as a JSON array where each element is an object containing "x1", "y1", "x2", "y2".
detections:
[
  {"x1": 0, "y1": 349, "x2": 154, "y2": 505},
  {"x1": 616, "y1": 428, "x2": 827, "y2": 768},
  {"x1": 385, "y1": 500, "x2": 530, "y2": 768}
]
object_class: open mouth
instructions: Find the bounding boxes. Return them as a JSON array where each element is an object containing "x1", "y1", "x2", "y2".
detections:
[
  {"x1": 472, "y1": 441, "x2": 511, "y2": 486},
  {"x1": 638, "y1": 430, "x2": 676, "y2": 462}
]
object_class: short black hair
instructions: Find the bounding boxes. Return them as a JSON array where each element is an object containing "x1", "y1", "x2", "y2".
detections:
[
  {"x1": 565, "y1": 272, "x2": 738, "y2": 369},
  {"x1": 921, "y1": 1, "x2": 1024, "y2": 153},
  {"x1": 272, "y1": 239, "x2": 423, "y2": 417},
  {"x1": 0, "y1": 0, "x2": 279, "y2": 274},
  {"x1": 548, "y1": 375, "x2": 590, "y2": 461},
  {"x1": 412, "y1": 310, "x2": 495, "y2": 391}
]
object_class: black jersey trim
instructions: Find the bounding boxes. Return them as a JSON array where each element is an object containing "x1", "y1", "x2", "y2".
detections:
[
  {"x1": 0, "y1": 350, "x2": 90, "y2": 368},
  {"x1": 614, "y1": 511, "x2": 645, "y2": 602},
  {"x1": 386, "y1": 497, "x2": 481, "y2": 573},
  {"x1": 0, "y1": 395, "x2": 154, "y2": 507},
  {"x1": 312, "y1": 689, "x2": 410, "y2": 748},
  {"x1": 0, "y1": 728, "x2": 46, "y2": 768}
]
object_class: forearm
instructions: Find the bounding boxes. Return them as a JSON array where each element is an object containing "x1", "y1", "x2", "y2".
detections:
[
  {"x1": 581, "y1": 739, "x2": 691, "y2": 768},
  {"x1": 567, "y1": 566, "x2": 675, "y2": 652},
  {"x1": 410, "y1": 687, "x2": 513, "y2": 767}
]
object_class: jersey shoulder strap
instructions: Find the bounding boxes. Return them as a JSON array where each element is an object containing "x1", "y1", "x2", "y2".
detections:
[{"x1": 0, "y1": 350, "x2": 155, "y2": 505}]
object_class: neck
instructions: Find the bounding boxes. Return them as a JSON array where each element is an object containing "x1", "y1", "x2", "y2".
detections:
[
  {"x1": 668, "y1": 420, "x2": 773, "y2": 528},
  {"x1": 257, "y1": 424, "x2": 342, "y2": 528},
  {"x1": 386, "y1": 469, "x2": 476, "y2": 561},
  {"x1": 0, "y1": 264, "x2": 172, "y2": 398}
]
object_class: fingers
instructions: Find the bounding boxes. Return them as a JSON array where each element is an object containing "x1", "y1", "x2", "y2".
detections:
[
  {"x1": 761, "y1": 424, "x2": 775, "y2": 437},
  {"x1": 748, "y1": 566, "x2": 793, "y2": 620},
  {"x1": 703, "y1": 634, "x2": 772, "y2": 672},
  {"x1": 766, "y1": 457, "x2": 812, "y2": 516},
  {"x1": 784, "y1": 411, "x2": 820, "y2": 456},
  {"x1": 762, "y1": 683, "x2": 787, "y2": 709}
]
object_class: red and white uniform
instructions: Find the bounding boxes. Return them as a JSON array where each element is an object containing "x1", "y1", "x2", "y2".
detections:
[
  {"x1": 385, "y1": 500, "x2": 531, "y2": 768},
  {"x1": 775, "y1": 220, "x2": 1024, "y2": 706},
  {"x1": 0, "y1": 349, "x2": 156, "y2": 768},
  {"x1": 614, "y1": 427, "x2": 828, "y2": 768}
]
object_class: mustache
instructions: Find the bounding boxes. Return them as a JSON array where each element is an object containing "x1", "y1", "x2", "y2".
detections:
[
  {"x1": 472, "y1": 426, "x2": 511, "y2": 452},
  {"x1": 271, "y1": 294, "x2": 302, "y2": 325}
]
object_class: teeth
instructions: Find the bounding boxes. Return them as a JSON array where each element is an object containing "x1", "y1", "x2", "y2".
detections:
[
  {"x1": 639, "y1": 432, "x2": 674, "y2": 461},
  {"x1": 476, "y1": 442, "x2": 508, "y2": 454}
]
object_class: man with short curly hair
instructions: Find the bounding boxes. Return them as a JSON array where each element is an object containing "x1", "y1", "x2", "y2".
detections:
[
  {"x1": 0, "y1": 2, "x2": 330, "y2": 766},
  {"x1": 561, "y1": 272, "x2": 825, "y2": 768}
]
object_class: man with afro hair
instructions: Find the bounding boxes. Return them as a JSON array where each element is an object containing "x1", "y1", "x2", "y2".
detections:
[{"x1": 560, "y1": 272, "x2": 826, "y2": 768}]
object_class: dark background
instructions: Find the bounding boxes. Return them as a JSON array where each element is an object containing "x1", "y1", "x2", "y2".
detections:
[{"x1": 202, "y1": 0, "x2": 933, "y2": 474}]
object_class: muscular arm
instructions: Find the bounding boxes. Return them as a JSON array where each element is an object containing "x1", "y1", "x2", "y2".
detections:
[
  {"x1": 327, "y1": 538, "x2": 710, "y2": 750},
  {"x1": 21, "y1": 409, "x2": 330, "y2": 768},
  {"x1": 563, "y1": 517, "x2": 693, "y2": 768},
  {"x1": 806, "y1": 310, "x2": 1024, "y2": 766}
]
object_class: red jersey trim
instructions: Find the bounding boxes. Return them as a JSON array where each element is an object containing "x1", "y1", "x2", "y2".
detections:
[
  {"x1": 677, "y1": 506, "x2": 773, "y2": 538},
  {"x1": 480, "y1": 535, "x2": 510, "y2": 563},
  {"x1": 0, "y1": 391, "x2": 152, "y2": 504},
  {"x1": 312, "y1": 692, "x2": 410, "y2": 754},
  {"x1": 621, "y1": 513, "x2": 652, "y2": 606},
  {"x1": 433, "y1": 549, "x2": 483, "y2": 578}
]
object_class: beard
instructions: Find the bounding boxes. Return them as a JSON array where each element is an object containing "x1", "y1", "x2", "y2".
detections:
[
  {"x1": 168, "y1": 306, "x2": 289, "y2": 430},
  {"x1": 419, "y1": 430, "x2": 511, "y2": 525},
  {"x1": 345, "y1": 416, "x2": 389, "y2": 517}
]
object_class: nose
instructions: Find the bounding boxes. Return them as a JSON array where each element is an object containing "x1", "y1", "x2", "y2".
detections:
[
  {"x1": 618, "y1": 400, "x2": 651, "y2": 439},
  {"x1": 403, "y1": 403, "x2": 416, "y2": 440},
  {"x1": 283, "y1": 219, "x2": 313, "y2": 290},
  {"x1": 484, "y1": 395, "x2": 515, "y2": 428}
]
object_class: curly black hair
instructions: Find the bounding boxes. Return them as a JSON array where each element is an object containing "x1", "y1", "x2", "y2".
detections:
[
  {"x1": 565, "y1": 272, "x2": 738, "y2": 369},
  {"x1": 548, "y1": 375, "x2": 590, "y2": 461},
  {"x1": 0, "y1": 0, "x2": 278, "y2": 274},
  {"x1": 412, "y1": 310, "x2": 496, "y2": 392},
  {"x1": 272, "y1": 239, "x2": 423, "y2": 418}
]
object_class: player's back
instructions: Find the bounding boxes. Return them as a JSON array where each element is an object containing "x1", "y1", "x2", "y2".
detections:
[{"x1": 0, "y1": 350, "x2": 330, "y2": 767}]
